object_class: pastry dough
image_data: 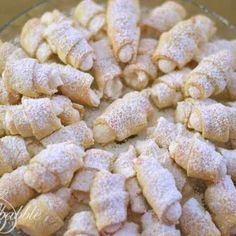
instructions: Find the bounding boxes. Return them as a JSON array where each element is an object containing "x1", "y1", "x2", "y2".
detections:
[
  {"x1": 44, "y1": 21, "x2": 95, "y2": 71},
  {"x1": 177, "y1": 100, "x2": 236, "y2": 143},
  {"x1": 180, "y1": 198, "x2": 220, "y2": 236},
  {"x1": 0, "y1": 135, "x2": 30, "y2": 175},
  {"x1": 93, "y1": 91, "x2": 153, "y2": 144},
  {"x1": 107, "y1": 0, "x2": 140, "y2": 63},
  {"x1": 141, "y1": 210, "x2": 180, "y2": 236},
  {"x1": 169, "y1": 135, "x2": 226, "y2": 182},
  {"x1": 0, "y1": 77, "x2": 20, "y2": 105},
  {"x1": 0, "y1": 166, "x2": 35, "y2": 209},
  {"x1": 17, "y1": 188, "x2": 71, "y2": 236},
  {"x1": 205, "y1": 175, "x2": 236, "y2": 236},
  {"x1": 150, "y1": 68, "x2": 191, "y2": 108},
  {"x1": 57, "y1": 64, "x2": 100, "y2": 107},
  {"x1": 41, "y1": 9, "x2": 72, "y2": 25},
  {"x1": 218, "y1": 72, "x2": 236, "y2": 100},
  {"x1": 218, "y1": 148, "x2": 236, "y2": 182},
  {"x1": 41, "y1": 9, "x2": 91, "y2": 39},
  {"x1": 24, "y1": 142, "x2": 84, "y2": 193},
  {"x1": 185, "y1": 50, "x2": 235, "y2": 99},
  {"x1": 91, "y1": 38, "x2": 122, "y2": 99},
  {"x1": 1, "y1": 95, "x2": 81, "y2": 137},
  {"x1": 153, "y1": 15, "x2": 216, "y2": 73},
  {"x1": 113, "y1": 222, "x2": 140, "y2": 236},
  {"x1": 3, "y1": 59, "x2": 100, "y2": 107},
  {"x1": 25, "y1": 137, "x2": 44, "y2": 156},
  {"x1": 21, "y1": 18, "x2": 53, "y2": 63},
  {"x1": 71, "y1": 149, "x2": 115, "y2": 200},
  {"x1": 142, "y1": 1, "x2": 186, "y2": 35},
  {"x1": 148, "y1": 117, "x2": 192, "y2": 149},
  {"x1": 135, "y1": 154, "x2": 182, "y2": 225},
  {"x1": 64, "y1": 211, "x2": 99, "y2": 236},
  {"x1": 41, "y1": 121, "x2": 94, "y2": 149},
  {"x1": 0, "y1": 40, "x2": 28, "y2": 73},
  {"x1": 74, "y1": 0, "x2": 106, "y2": 36},
  {"x1": 124, "y1": 38, "x2": 158, "y2": 90},
  {"x1": 3, "y1": 58, "x2": 62, "y2": 98},
  {"x1": 50, "y1": 95, "x2": 83, "y2": 125},
  {"x1": 195, "y1": 39, "x2": 236, "y2": 62},
  {"x1": 2, "y1": 97, "x2": 62, "y2": 139},
  {"x1": 175, "y1": 98, "x2": 217, "y2": 126},
  {"x1": 114, "y1": 146, "x2": 148, "y2": 214},
  {"x1": 90, "y1": 170, "x2": 129, "y2": 234},
  {"x1": 135, "y1": 139, "x2": 187, "y2": 192}
]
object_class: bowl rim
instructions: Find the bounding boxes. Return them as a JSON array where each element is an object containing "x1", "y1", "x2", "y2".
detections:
[{"x1": 0, "y1": 0, "x2": 236, "y2": 35}]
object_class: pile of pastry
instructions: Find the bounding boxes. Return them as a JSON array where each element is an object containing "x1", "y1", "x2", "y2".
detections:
[{"x1": 0, "y1": 0, "x2": 236, "y2": 235}]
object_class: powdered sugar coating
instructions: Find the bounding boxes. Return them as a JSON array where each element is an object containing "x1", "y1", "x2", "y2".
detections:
[
  {"x1": 64, "y1": 211, "x2": 99, "y2": 236},
  {"x1": 142, "y1": 210, "x2": 180, "y2": 236},
  {"x1": 17, "y1": 188, "x2": 71, "y2": 236},
  {"x1": 94, "y1": 91, "x2": 153, "y2": 143},
  {"x1": 107, "y1": 0, "x2": 140, "y2": 63},
  {"x1": 44, "y1": 22, "x2": 95, "y2": 70},
  {"x1": 124, "y1": 38, "x2": 158, "y2": 90},
  {"x1": 185, "y1": 50, "x2": 235, "y2": 99},
  {"x1": 20, "y1": 18, "x2": 53, "y2": 63},
  {"x1": 74, "y1": 0, "x2": 105, "y2": 35},
  {"x1": 22, "y1": 97, "x2": 62, "y2": 139},
  {"x1": 135, "y1": 139, "x2": 187, "y2": 192},
  {"x1": 3, "y1": 58, "x2": 62, "y2": 97},
  {"x1": 148, "y1": 116, "x2": 192, "y2": 149},
  {"x1": 91, "y1": 38, "x2": 122, "y2": 99},
  {"x1": 0, "y1": 166, "x2": 35, "y2": 208},
  {"x1": 153, "y1": 15, "x2": 215, "y2": 70},
  {"x1": 58, "y1": 64, "x2": 100, "y2": 107},
  {"x1": 0, "y1": 41, "x2": 28, "y2": 73},
  {"x1": 113, "y1": 145, "x2": 136, "y2": 179},
  {"x1": 113, "y1": 222, "x2": 139, "y2": 236},
  {"x1": 169, "y1": 135, "x2": 226, "y2": 182},
  {"x1": 135, "y1": 154, "x2": 182, "y2": 225},
  {"x1": 205, "y1": 176, "x2": 236, "y2": 235},
  {"x1": 41, "y1": 121, "x2": 94, "y2": 149},
  {"x1": 24, "y1": 142, "x2": 84, "y2": 193},
  {"x1": 151, "y1": 68, "x2": 190, "y2": 108},
  {"x1": 90, "y1": 170, "x2": 128, "y2": 232},
  {"x1": 142, "y1": 1, "x2": 186, "y2": 34},
  {"x1": 181, "y1": 198, "x2": 220, "y2": 236},
  {"x1": 0, "y1": 135, "x2": 30, "y2": 175}
]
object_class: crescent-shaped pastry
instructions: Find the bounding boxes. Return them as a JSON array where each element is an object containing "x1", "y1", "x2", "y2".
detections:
[
  {"x1": 107, "y1": 0, "x2": 140, "y2": 63},
  {"x1": 93, "y1": 91, "x2": 153, "y2": 144},
  {"x1": 153, "y1": 15, "x2": 216, "y2": 73}
]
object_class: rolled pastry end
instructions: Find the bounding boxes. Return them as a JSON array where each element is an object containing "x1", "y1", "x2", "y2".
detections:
[
  {"x1": 188, "y1": 110, "x2": 202, "y2": 131},
  {"x1": 36, "y1": 42, "x2": 53, "y2": 63},
  {"x1": 125, "y1": 71, "x2": 149, "y2": 90},
  {"x1": 93, "y1": 123, "x2": 116, "y2": 144},
  {"x1": 24, "y1": 163, "x2": 58, "y2": 193},
  {"x1": 80, "y1": 54, "x2": 94, "y2": 71},
  {"x1": 165, "y1": 202, "x2": 182, "y2": 225},
  {"x1": 88, "y1": 14, "x2": 106, "y2": 34},
  {"x1": 104, "y1": 77, "x2": 123, "y2": 99},
  {"x1": 185, "y1": 74, "x2": 215, "y2": 99},
  {"x1": 103, "y1": 223, "x2": 122, "y2": 234},
  {"x1": 158, "y1": 59, "x2": 176, "y2": 73},
  {"x1": 187, "y1": 86, "x2": 201, "y2": 99},
  {"x1": 118, "y1": 45, "x2": 134, "y2": 63},
  {"x1": 88, "y1": 89, "x2": 101, "y2": 107},
  {"x1": 48, "y1": 68, "x2": 64, "y2": 92}
]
